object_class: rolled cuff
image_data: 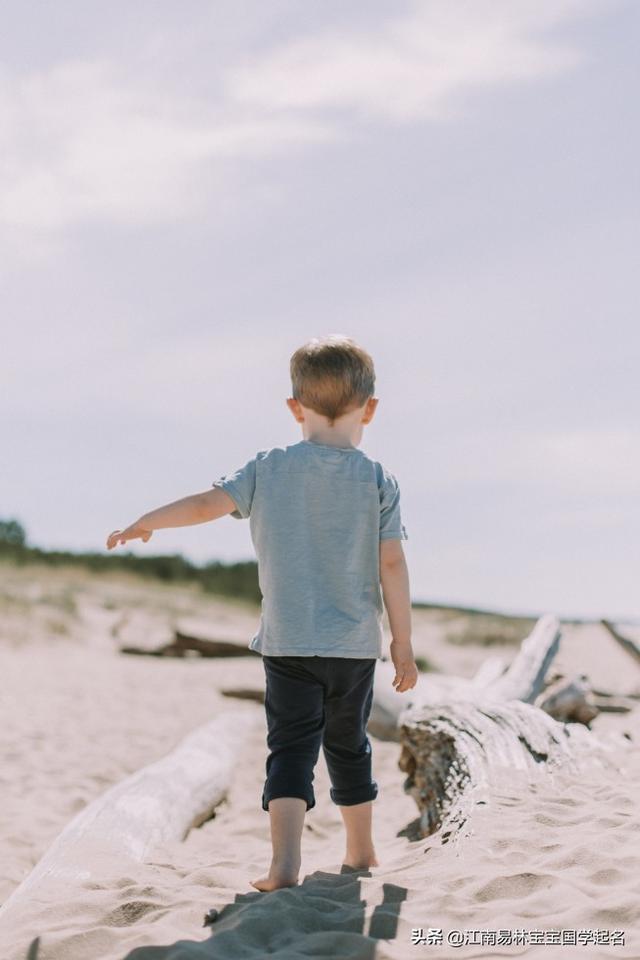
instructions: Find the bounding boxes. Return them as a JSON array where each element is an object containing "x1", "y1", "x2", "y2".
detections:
[{"x1": 330, "y1": 780, "x2": 379, "y2": 806}]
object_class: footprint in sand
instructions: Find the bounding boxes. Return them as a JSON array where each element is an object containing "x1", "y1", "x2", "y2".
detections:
[{"x1": 472, "y1": 872, "x2": 550, "y2": 903}]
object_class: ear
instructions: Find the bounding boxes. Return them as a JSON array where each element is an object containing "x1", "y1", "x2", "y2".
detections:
[
  {"x1": 286, "y1": 397, "x2": 304, "y2": 423},
  {"x1": 362, "y1": 397, "x2": 379, "y2": 424}
]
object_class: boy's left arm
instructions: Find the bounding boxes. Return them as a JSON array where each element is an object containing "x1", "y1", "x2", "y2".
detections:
[{"x1": 106, "y1": 488, "x2": 237, "y2": 549}]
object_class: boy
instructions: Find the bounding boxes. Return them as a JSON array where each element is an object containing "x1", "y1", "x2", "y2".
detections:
[{"x1": 106, "y1": 334, "x2": 418, "y2": 892}]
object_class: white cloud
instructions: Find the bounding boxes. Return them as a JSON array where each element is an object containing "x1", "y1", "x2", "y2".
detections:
[
  {"x1": 0, "y1": 58, "x2": 334, "y2": 233},
  {"x1": 225, "y1": 0, "x2": 601, "y2": 122},
  {"x1": 0, "y1": 0, "x2": 608, "y2": 236}
]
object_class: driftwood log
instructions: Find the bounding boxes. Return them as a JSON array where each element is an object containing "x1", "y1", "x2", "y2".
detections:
[
  {"x1": 120, "y1": 633, "x2": 257, "y2": 658},
  {"x1": 534, "y1": 676, "x2": 600, "y2": 724},
  {"x1": 0, "y1": 709, "x2": 261, "y2": 935},
  {"x1": 369, "y1": 612, "x2": 562, "y2": 740},
  {"x1": 212, "y1": 615, "x2": 632, "y2": 726},
  {"x1": 116, "y1": 612, "x2": 257, "y2": 658},
  {"x1": 386, "y1": 614, "x2": 632, "y2": 843},
  {"x1": 397, "y1": 696, "x2": 619, "y2": 844},
  {"x1": 601, "y1": 619, "x2": 640, "y2": 666}
]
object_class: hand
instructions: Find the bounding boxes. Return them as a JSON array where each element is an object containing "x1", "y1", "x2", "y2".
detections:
[
  {"x1": 106, "y1": 521, "x2": 153, "y2": 550},
  {"x1": 390, "y1": 641, "x2": 418, "y2": 693}
]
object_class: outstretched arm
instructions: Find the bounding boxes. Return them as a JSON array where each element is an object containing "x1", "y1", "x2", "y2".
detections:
[{"x1": 106, "y1": 487, "x2": 237, "y2": 549}]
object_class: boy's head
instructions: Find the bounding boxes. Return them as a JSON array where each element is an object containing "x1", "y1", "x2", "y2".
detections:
[{"x1": 288, "y1": 334, "x2": 377, "y2": 429}]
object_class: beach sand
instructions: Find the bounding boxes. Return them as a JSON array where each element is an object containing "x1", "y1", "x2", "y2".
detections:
[{"x1": 0, "y1": 563, "x2": 639, "y2": 959}]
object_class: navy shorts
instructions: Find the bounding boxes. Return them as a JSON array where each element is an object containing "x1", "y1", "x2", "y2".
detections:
[{"x1": 261, "y1": 654, "x2": 378, "y2": 812}]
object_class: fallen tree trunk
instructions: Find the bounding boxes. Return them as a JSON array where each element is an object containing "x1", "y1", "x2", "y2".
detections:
[
  {"x1": 534, "y1": 676, "x2": 600, "y2": 725},
  {"x1": 115, "y1": 612, "x2": 257, "y2": 658},
  {"x1": 590, "y1": 696, "x2": 636, "y2": 713},
  {"x1": 0, "y1": 709, "x2": 261, "y2": 934},
  {"x1": 601, "y1": 619, "x2": 640, "y2": 666},
  {"x1": 120, "y1": 634, "x2": 257, "y2": 658},
  {"x1": 389, "y1": 613, "x2": 631, "y2": 843},
  {"x1": 398, "y1": 696, "x2": 621, "y2": 843},
  {"x1": 369, "y1": 613, "x2": 562, "y2": 740},
  {"x1": 475, "y1": 612, "x2": 561, "y2": 702}
]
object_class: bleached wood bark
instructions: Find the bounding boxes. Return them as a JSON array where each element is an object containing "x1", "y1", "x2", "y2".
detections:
[
  {"x1": 173, "y1": 629, "x2": 255, "y2": 658},
  {"x1": 478, "y1": 612, "x2": 561, "y2": 702},
  {"x1": 115, "y1": 612, "x2": 256, "y2": 658},
  {"x1": 534, "y1": 676, "x2": 599, "y2": 725},
  {"x1": 0, "y1": 709, "x2": 261, "y2": 932},
  {"x1": 120, "y1": 634, "x2": 256, "y2": 657},
  {"x1": 469, "y1": 654, "x2": 507, "y2": 688},
  {"x1": 369, "y1": 614, "x2": 561, "y2": 740},
  {"x1": 388, "y1": 613, "x2": 629, "y2": 842},
  {"x1": 398, "y1": 696, "x2": 619, "y2": 843}
]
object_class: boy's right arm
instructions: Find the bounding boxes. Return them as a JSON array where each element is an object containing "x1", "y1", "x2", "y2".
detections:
[{"x1": 380, "y1": 539, "x2": 418, "y2": 692}]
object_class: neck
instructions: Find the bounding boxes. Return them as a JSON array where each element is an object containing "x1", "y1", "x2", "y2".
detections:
[
  {"x1": 305, "y1": 435, "x2": 356, "y2": 449},
  {"x1": 296, "y1": 402, "x2": 369, "y2": 449},
  {"x1": 303, "y1": 424, "x2": 362, "y2": 449}
]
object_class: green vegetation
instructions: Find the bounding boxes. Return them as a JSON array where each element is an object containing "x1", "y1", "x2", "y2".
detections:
[
  {"x1": 414, "y1": 655, "x2": 435, "y2": 672},
  {"x1": 444, "y1": 613, "x2": 538, "y2": 646},
  {"x1": 0, "y1": 519, "x2": 547, "y2": 635},
  {"x1": 0, "y1": 519, "x2": 26, "y2": 547},
  {"x1": 0, "y1": 518, "x2": 262, "y2": 604}
]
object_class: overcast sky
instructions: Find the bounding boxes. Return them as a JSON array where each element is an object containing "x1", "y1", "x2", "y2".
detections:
[{"x1": 2, "y1": 0, "x2": 638, "y2": 620}]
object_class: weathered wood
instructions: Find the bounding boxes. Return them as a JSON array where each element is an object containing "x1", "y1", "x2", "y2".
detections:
[
  {"x1": 394, "y1": 613, "x2": 630, "y2": 844},
  {"x1": 115, "y1": 611, "x2": 257, "y2": 658},
  {"x1": 369, "y1": 614, "x2": 562, "y2": 740},
  {"x1": 398, "y1": 697, "x2": 621, "y2": 843},
  {"x1": 120, "y1": 634, "x2": 257, "y2": 658},
  {"x1": 590, "y1": 697, "x2": 635, "y2": 714},
  {"x1": 470, "y1": 655, "x2": 506, "y2": 688},
  {"x1": 221, "y1": 687, "x2": 265, "y2": 703},
  {"x1": 0, "y1": 709, "x2": 261, "y2": 931},
  {"x1": 534, "y1": 676, "x2": 599, "y2": 725},
  {"x1": 173, "y1": 630, "x2": 257, "y2": 657},
  {"x1": 120, "y1": 642, "x2": 185, "y2": 657},
  {"x1": 591, "y1": 686, "x2": 640, "y2": 700},
  {"x1": 479, "y1": 613, "x2": 561, "y2": 702},
  {"x1": 370, "y1": 666, "x2": 496, "y2": 741},
  {"x1": 601, "y1": 619, "x2": 640, "y2": 666},
  {"x1": 369, "y1": 664, "x2": 433, "y2": 741}
]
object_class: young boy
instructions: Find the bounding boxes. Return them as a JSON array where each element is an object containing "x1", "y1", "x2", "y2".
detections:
[{"x1": 106, "y1": 334, "x2": 418, "y2": 892}]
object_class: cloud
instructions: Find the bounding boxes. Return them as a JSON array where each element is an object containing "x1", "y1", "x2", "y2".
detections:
[
  {"x1": 225, "y1": 0, "x2": 602, "y2": 122},
  {"x1": 0, "y1": 0, "x2": 607, "y2": 235},
  {"x1": 0, "y1": 57, "x2": 334, "y2": 233}
]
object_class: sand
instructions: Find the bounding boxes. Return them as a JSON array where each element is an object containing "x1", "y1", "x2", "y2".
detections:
[{"x1": 0, "y1": 564, "x2": 639, "y2": 959}]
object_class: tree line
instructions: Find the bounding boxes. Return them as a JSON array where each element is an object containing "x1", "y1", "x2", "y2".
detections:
[{"x1": 0, "y1": 518, "x2": 261, "y2": 604}]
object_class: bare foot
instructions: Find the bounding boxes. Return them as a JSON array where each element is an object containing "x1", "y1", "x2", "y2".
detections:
[
  {"x1": 250, "y1": 871, "x2": 299, "y2": 892},
  {"x1": 342, "y1": 851, "x2": 379, "y2": 870}
]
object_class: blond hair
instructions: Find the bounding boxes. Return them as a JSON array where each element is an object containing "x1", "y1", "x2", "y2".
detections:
[{"x1": 290, "y1": 335, "x2": 376, "y2": 427}]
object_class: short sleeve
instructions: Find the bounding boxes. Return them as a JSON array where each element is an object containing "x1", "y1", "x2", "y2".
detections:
[
  {"x1": 211, "y1": 456, "x2": 256, "y2": 519},
  {"x1": 379, "y1": 471, "x2": 408, "y2": 541}
]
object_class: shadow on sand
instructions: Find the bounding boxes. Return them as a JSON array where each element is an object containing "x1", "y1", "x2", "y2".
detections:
[{"x1": 114, "y1": 864, "x2": 408, "y2": 959}]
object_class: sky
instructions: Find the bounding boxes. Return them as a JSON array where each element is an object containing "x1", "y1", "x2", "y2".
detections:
[{"x1": 1, "y1": 0, "x2": 638, "y2": 620}]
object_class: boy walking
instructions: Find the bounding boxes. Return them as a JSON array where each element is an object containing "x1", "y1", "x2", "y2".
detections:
[{"x1": 107, "y1": 334, "x2": 417, "y2": 891}]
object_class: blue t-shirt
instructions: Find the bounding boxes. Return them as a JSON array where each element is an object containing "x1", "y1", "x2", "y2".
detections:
[{"x1": 211, "y1": 439, "x2": 408, "y2": 659}]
